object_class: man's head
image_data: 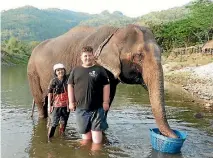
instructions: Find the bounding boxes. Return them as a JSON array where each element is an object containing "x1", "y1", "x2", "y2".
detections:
[{"x1": 81, "y1": 46, "x2": 94, "y2": 67}]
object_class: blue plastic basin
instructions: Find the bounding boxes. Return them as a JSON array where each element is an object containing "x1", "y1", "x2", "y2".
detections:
[{"x1": 150, "y1": 128, "x2": 187, "y2": 154}]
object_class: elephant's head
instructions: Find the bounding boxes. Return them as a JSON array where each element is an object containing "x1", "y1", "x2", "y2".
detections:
[{"x1": 95, "y1": 24, "x2": 177, "y2": 138}]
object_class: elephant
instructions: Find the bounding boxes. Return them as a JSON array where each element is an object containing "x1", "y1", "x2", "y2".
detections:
[{"x1": 27, "y1": 24, "x2": 177, "y2": 138}]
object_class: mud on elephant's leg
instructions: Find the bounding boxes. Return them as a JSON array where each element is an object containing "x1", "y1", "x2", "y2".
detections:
[
  {"x1": 37, "y1": 103, "x2": 48, "y2": 118},
  {"x1": 36, "y1": 97, "x2": 48, "y2": 119},
  {"x1": 28, "y1": 71, "x2": 48, "y2": 118},
  {"x1": 36, "y1": 102, "x2": 44, "y2": 118}
]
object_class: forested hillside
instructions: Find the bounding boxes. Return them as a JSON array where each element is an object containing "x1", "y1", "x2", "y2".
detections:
[
  {"x1": 1, "y1": 6, "x2": 91, "y2": 41},
  {"x1": 136, "y1": 6, "x2": 189, "y2": 25},
  {"x1": 1, "y1": 4, "x2": 190, "y2": 41},
  {"x1": 1, "y1": 0, "x2": 212, "y2": 65},
  {"x1": 148, "y1": 0, "x2": 213, "y2": 51},
  {"x1": 1, "y1": 6, "x2": 133, "y2": 41},
  {"x1": 79, "y1": 10, "x2": 135, "y2": 27}
]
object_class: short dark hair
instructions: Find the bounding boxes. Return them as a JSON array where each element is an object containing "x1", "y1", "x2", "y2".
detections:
[{"x1": 81, "y1": 46, "x2": 93, "y2": 53}]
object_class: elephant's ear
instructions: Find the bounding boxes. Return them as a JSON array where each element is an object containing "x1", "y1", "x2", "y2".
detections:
[{"x1": 95, "y1": 43, "x2": 121, "y2": 79}]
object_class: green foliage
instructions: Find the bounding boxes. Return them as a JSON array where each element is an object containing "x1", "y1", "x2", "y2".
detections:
[
  {"x1": 1, "y1": 6, "x2": 133, "y2": 41},
  {"x1": 1, "y1": 1, "x2": 213, "y2": 65},
  {"x1": 1, "y1": 6, "x2": 91, "y2": 41},
  {"x1": 136, "y1": 6, "x2": 189, "y2": 25},
  {"x1": 149, "y1": 0, "x2": 213, "y2": 52},
  {"x1": 79, "y1": 10, "x2": 135, "y2": 27},
  {"x1": 1, "y1": 37, "x2": 40, "y2": 64}
]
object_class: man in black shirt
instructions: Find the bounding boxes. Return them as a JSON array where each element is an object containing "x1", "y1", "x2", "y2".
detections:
[{"x1": 68, "y1": 46, "x2": 110, "y2": 144}]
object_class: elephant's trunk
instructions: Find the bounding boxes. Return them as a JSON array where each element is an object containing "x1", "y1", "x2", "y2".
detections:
[{"x1": 145, "y1": 62, "x2": 177, "y2": 138}]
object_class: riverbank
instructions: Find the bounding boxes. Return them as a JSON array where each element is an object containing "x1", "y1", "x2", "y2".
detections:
[
  {"x1": 163, "y1": 53, "x2": 213, "y2": 107},
  {"x1": 1, "y1": 50, "x2": 29, "y2": 66}
]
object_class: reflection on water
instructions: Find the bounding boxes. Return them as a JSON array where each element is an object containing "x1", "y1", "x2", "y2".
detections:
[
  {"x1": 1, "y1": 65, "x2": 33, "y2": 108},
  {"x1": 1, "y1": 66, "x2": 213, "y2": 158}
]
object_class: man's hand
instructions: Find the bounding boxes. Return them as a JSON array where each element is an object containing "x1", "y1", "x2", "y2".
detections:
[
  {"x1": 69, "y1": 102, "x2": 76, "y2": 111},
  {"x1": 103, "y1": 102, "x2": 109, "y2": 111}
]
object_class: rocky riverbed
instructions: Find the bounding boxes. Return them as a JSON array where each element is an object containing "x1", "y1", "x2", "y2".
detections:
[{"x1": 164, "y1": 62, "x2": 213, "y2": 107}]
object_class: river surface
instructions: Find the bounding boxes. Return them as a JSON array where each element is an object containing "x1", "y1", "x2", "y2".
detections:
[{"x1": 1, "y1": 65, "x2": 213, "y2": 158}]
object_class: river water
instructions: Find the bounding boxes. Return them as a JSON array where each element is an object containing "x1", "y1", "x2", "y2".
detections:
[{"x1": 1, "y1": 65, "x2": 213, "y2": 158}]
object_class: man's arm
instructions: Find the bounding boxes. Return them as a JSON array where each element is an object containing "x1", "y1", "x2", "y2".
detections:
[{"x1": 68, "y1": 84, "x2": 76, "y2": 111}]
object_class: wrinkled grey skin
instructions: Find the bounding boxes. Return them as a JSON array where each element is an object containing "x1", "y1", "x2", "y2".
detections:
[{"x1": 27, "y1": 24, "x2": 177, "y2": 138}]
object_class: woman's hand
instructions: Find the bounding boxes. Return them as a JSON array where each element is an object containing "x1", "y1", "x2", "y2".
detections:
[
  {"x1": 69, "y1": 102, "x2": 76, "y2": 111},
  {"x1": 48, "y1": 105, "x2": 53, "y2": 114}
]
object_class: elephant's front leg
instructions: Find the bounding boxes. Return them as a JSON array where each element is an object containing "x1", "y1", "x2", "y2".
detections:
[{"x1": 104, "y1": 79, "x2": 119, "y2": 118}]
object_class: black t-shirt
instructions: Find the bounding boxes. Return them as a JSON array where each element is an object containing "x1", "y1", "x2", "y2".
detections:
[
  {"x1": 68, "y1": 65, "x2": 109, "y2": 111},
  {"x1": 48, "y1": 75, "x2": 68, "y2": 94}
]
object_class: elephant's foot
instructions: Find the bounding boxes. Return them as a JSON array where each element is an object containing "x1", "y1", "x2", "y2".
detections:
[
  {"x1": 38, "y1": 110, "x2": 45, "y2": 118},
  {"x1": 168, "y1": 131, "x2": 178, "y2": 138},
  {"x1": 37, "y1": 104, "x2": 48, "y2": 118},
  {"x1": 160, "y1": 129, "x2": 178, "y2": 138}
]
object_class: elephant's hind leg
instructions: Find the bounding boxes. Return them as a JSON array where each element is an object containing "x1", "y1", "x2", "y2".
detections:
[{"x1": 28, "y1": 71, "x2": 47, "y2": 118}]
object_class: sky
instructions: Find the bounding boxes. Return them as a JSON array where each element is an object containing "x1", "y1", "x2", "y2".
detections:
[{"x1": 0, "y1": 0, "x2": 194, "y2": 17}]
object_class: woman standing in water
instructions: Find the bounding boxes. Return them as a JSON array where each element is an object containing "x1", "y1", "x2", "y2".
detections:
[{"x1": 47, "y1": 63, "x2": 70, "y2": 140}]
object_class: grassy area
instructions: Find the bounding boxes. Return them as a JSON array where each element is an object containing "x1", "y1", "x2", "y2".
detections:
[
  {"x1": 163, "y1": 53, "x2": 213, "y2": 68},
  {"x1": 163, "y1": 53, "x2": 213, "y2": 85},
  {"x1": 164, "y1": 72, "x2": 191, "y2": 85}
]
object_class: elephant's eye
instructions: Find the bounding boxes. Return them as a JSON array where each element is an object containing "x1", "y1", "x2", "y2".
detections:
[{"x1": 133, "y1": 53, "x2": 143, "y2": 62}]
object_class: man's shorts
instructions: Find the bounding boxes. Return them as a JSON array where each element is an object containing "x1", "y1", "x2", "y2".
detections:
[
  {"x1": 75, "y1": 107, "x2": 108, "y2": 134},
  {"x1": 49, "y1": 107, "x2": 69, "y2": 127}
]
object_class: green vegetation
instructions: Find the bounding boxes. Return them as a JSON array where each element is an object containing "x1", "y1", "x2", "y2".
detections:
[
  {"x1": 1, "y1": 0, "x2": 212, "y2": 65},
  {"x1": 136, "y1": 6, "x2": 189, "y2": 25},
  {"x1": 1, "y1": 6, "x2": 132, "y2": 41},
  {"x1": 79, "y1": 10, "x2": 135, "y2": 27},
  {"x1": 147, "y1": 0, "x2": 213, "y2": 52},
  {"x1": 1, "y1": 6, "x2": 91, "y2": 41},
  {"x1": 1, "y1": 37, "x2": 40, "y2": 65}
]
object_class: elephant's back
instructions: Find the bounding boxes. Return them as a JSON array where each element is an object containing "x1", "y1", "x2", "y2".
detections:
[
  {"x1": 27, "y1": 26, "x2": 97, "y2": 94},
  {"x1": 30, "y1": 26, "x2": 95, "y2": 58},
  {"x1": 27, "y1": 39, "x2": 51, "y2": 73},
  {"x1": 28, "y1": 25, "x2": 117, "y2": 72},
  {"x1": 28, "y1": 26, "x2": 95, "y2": 70},
  {"x1": 27, "y1": 25, "x2": 117, "y2": 94}
]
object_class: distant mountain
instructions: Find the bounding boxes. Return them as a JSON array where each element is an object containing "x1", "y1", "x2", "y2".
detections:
[
  {"x1": 1, "y1": 6, "x2": 133, "y2": 41},
  {"x1": 135, "y1": 6, "x2": 189, "y2": 25},
  {"x1": 1, "y1": 4, "x2": 190, "y2": 41},
  {"x1": 79, "y1": 10, "x2": 134, "y2": 27},
  {"x1": 1, "y1": 6, "x2": 91, "y2": 41}
]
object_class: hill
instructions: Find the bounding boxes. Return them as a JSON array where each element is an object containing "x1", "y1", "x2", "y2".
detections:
[
  {"x1": 1, "y1": 6, "x2": 91, "y2": 41},
  {"x1": 1, "y1": 5, "x2": 189, "y2": 41},
  {"x1": 1, "y1": 6, "x2": 133, "y2": 41},
  {"x1": 79, "y1": 10, "x2": 135, "y2": 27},
  {"x1": 135, "y1": 6, "x2": 189, "y2": 25},
  {"x1": 1, "y1": 0, "x2": 212, "y2": 44}
]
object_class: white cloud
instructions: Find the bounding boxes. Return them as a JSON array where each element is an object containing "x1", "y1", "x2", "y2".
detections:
[{"x1": 0, "y1": 0, "x2": 193, "y2": 17}]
